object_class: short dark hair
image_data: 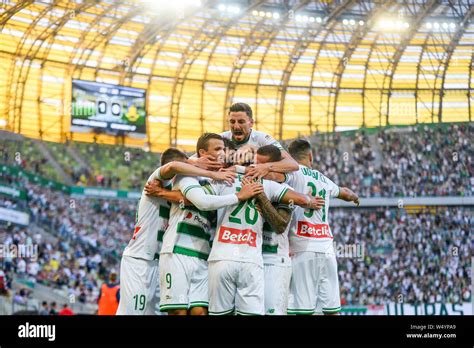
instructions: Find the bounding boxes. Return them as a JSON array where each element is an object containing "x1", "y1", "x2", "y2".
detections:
[
  {"x1": 196, "y1": 133, "x2": 223, "y2": 157},
  {"x1": 257, "y1": 145, "x2": 282, "y2": 163},
  {"x1": 288, "y1": 139, "x2": 312, "y2": 161},
  {"x1": 223, "y1": 137, "x2": 237, "y2": 151},
  {"x1": 229, "y1": 102, "x2": 253, "y2": 119},
  {"x1": 161, "y1": 148, "x2": 188, "y2": 165}
]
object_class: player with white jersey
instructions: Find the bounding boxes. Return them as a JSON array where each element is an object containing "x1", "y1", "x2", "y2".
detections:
[
  {"x1": 253, "y1": 145, "x2": 296, "y2": 315},
  {"x1": 206, "y1": 170, "x2": 325, "y2": 316},
  {"x1": 117, "y1": 148, "x2": 236, "y2": 315},
  {"x1": 284, "y1": 139, "x2": 359, "y2": 315},
  {"x1": 188, "y1": 103, "x2": 299, "y2": 180},
  {"x1": 159, "y1": 133, "x2": 264, "y2": 315}
]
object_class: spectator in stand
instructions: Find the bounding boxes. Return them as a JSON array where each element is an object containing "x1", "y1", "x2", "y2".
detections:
[
  {"x1": 0, "y1": 270, "x2": 9, "y2": 297},
  {"x1": 39, "y1": 301, "x2": 49, "y2": 315},
  {"x1": 59, "y1": 303, "x2": 75, "y2": 316},
  {"x1": 49, "y1": 302, "x2": 58, "y2": 315},
  {"x1": 97, "y1": 271, "x2": 120, "y2": 315}
]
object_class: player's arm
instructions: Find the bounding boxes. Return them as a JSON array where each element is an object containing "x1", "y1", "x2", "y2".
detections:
[
  {"x1": 158, "y1": 161, "x2": 234, "y2": 184},
  {"x1": 144, "y1": 180, "x2": 192, "y2": 205},
  {"x1": 262, "y1": 172, "x2": 286, "y2": 183},
  {"x1": 279, "y1": 189, "x2": 325, "y2": 210},
  {"x1": 186, "y1": 155, "x2": 224, "y2": 171},
  {"x1": 254, "y1": 195, "x2": 291, "y2": 234},
  {"x1": 220, "y1": 166, "x2": 286, "y2": 183},
  {"x1": 246, "y1": 151, "x2": 298, "y2": 180},
  {"x1": 337, "y1": 187, "x2": 360, "y2": 206},
  {"x1": 181, "y1": 179, "x2": 264, "y2": 211}
]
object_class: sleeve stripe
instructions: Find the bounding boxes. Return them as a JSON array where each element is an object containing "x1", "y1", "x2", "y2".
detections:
[
  {"x1": 182, "y1": 185, "x2": 203, "y2": 198},
  {"x1": 203, "y1": 185, "x2": 215, "y2": 195},
  {"x1": 277, "y1": 187, "x2": 289, "y2": 203}
]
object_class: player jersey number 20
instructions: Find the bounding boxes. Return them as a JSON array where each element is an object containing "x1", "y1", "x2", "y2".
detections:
[{"x1": 229, "y1": 187, "x2": 258, "y2": 225}]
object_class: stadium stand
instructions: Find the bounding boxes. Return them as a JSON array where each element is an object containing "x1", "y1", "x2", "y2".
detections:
[{"x1": 2, "y1": 123, "x2": 472, "y2": 195}]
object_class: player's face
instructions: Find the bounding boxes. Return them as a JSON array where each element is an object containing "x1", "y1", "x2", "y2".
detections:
[
  {"x1": 203, "y1": 139, "x2": 226, "y2": 163},
  {"x1": 228, "y1": 112, "x2": 253, "y2": 143}
]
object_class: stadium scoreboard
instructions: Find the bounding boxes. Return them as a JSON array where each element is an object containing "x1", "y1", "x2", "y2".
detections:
[{"x1": 71, "y1": 79, "x2": 147, "y2": 136}]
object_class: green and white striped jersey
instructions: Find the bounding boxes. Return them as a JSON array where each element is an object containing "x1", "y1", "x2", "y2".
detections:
[
  {"x1": 123, "y1": 166, "x2": 171, "y2": 261},
  {"x1": 160, "y1": 176, "x2": 223, "y2": 261}
]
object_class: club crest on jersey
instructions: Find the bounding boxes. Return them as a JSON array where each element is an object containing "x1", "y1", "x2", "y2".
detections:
[
  {"x1": 297, "y1": 221, "x2": 332, "y2": 239},
  {"x1": 218, "y1": 226, "x2": 257, "y2": 247}
]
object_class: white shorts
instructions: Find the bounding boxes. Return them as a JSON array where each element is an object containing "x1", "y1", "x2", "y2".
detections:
[
  {"x1": 288, "y1": 252, "x2": 341, "y2": 315},
  {"x1": 264, "y1": 263, "x2": 292, "y2": 315},
  {"x1": 208, "y1": 260, "x2": 264, "y2": 316},
  {"x1": 116, "y1": 255, "x2": 160, "y2": 315},
  {"x1": 159, "y1": 253, "x2": 208, "y2": 312}
]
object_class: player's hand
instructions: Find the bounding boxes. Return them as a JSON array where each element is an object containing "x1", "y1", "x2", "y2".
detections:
[
  {"x1": 236, "y1": 178, "x2": 264, "y2": 201},
  {"x1": 246, "y1": 164, "x2": 270, "y2": 181},
  {"x1": 209, "y1": 170, "x2": 236, "y2": 185},
  {"x1": 144, "y1": 179, "x2": 162, "y2": 197},
  {"x1": 219, "y1": 166, "x2": 236, "y2": 173},
  {"x1": 353, "y1": 195, "x2": 360, "y2": 207},
  {"x1": 234, "y1": 145, "x2": 256, "y2": 165},
  {"x1": 189, "y1": 155, "x2": 224, "y2": 171},
  {"x1": 306, "y1": 195, "x2": 325, "y2": 210}
]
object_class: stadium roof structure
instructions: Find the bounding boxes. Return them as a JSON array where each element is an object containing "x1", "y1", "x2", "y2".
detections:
[{"x1": 0, "y1": 0, "x2": 472, "y2": 152}]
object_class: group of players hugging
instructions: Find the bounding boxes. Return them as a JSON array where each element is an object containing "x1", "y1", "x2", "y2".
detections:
[{"x1": 116, "y1": 103, "x2": 359, "y2": 316}]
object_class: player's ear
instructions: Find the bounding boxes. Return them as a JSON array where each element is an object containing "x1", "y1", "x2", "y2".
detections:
[
  {"x1": 309, "y1": 151, "x2": 313, "y2": 164},
  {"x1": 249, "y1": 117, "x2": 254, "y2": 127}
]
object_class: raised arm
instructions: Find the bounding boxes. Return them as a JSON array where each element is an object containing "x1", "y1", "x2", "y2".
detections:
[
  {"x1": 337, "y1": 187, "x2": 360, "y2": 206},
  {"x1": 183, "y1": 181, "x2": 264, "y2": 211},
  {"x1": 185, "y1": 155, "x2": 224, "y2": 171},
  {"x1": 246, "y1": 151, "x2": 298, "y2": 180},
  {"x1": 262, "y1": 172, "x2": 286, "y2": 183},
  {"x1": 144, "y1": 180, "x2": 191, "y2": 205},
  {"x1": 279, "y1": 189, "x2": 325, "y2": 210},
  {"x1": 158, "y1": 161, "x2": 234, "y2": 184}
]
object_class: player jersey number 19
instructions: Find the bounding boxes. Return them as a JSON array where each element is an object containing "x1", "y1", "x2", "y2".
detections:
[{"x1": 133, "y1": 294, "x2": 146, "y2": 311}]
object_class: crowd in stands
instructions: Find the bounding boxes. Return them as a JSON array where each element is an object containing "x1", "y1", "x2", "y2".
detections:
[
  {"x1": 72, "y1": 142, "x2": 158, "y2": 190},
  {"x1": 0, "y1": 137, "x2": 63, "y2": 183},
  {"x1": 0, "y1": 172, "x2": 135, "y2": 306},
  {"x1": 308, "y1": 123, "x2": 473, "y2": 197},
  {"x1": 335, "y1": 207, "x2": 472, "y2": 305},
  {"x1": 0, "y1": 222, "x2": 106, "y2": 307}
]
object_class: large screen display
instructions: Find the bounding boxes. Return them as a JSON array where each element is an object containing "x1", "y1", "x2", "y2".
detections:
[{"x1": 71, "y1": 80, "x2": 146, "y2": 135}]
